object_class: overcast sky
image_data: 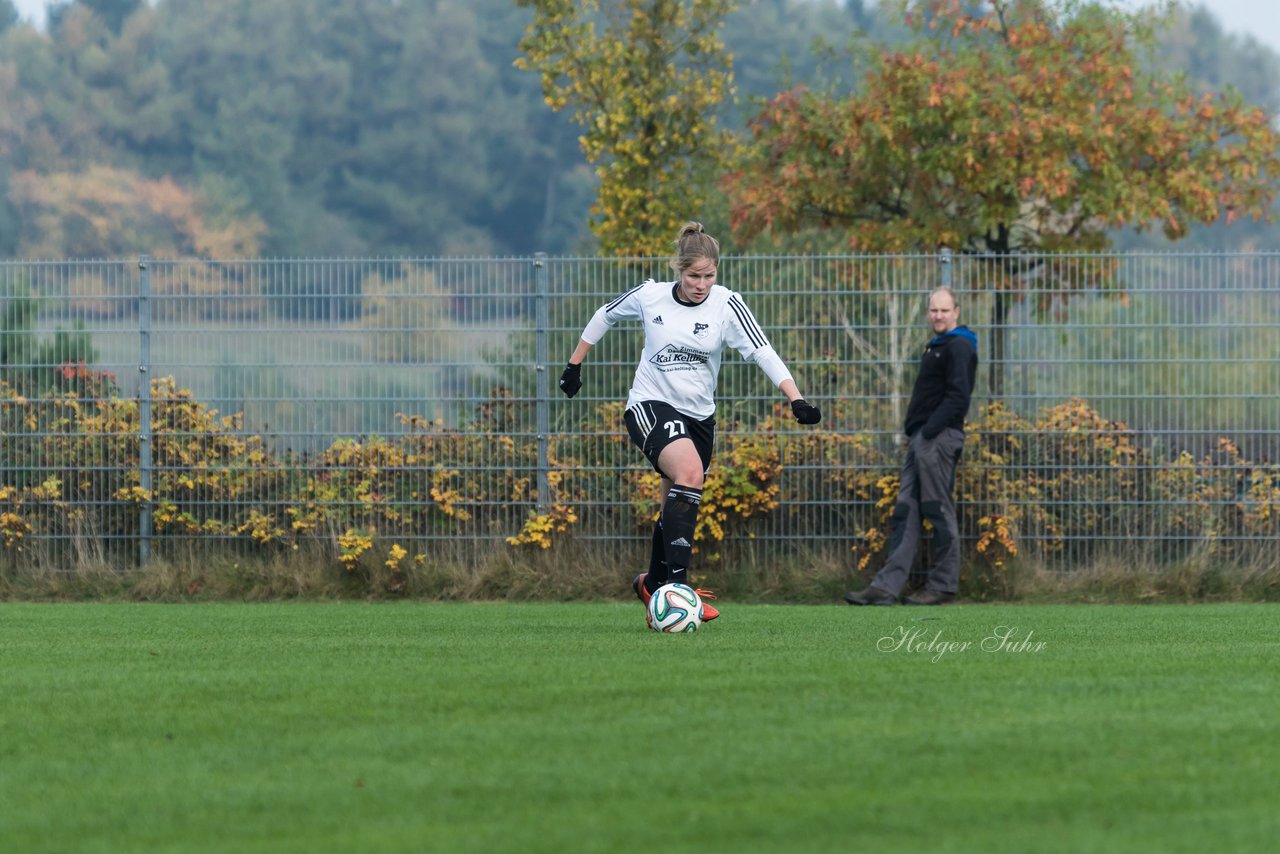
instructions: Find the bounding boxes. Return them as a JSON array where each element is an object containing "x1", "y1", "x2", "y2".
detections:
[
  {"x1": 1117, "y1": 1, "x2": 1280, "y2": 57},
  {"x1": 10, "y1": 0, "x2": 1280, "y2": 66}
]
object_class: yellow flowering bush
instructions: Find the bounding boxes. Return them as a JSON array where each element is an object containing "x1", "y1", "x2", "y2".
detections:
[
  {"x1": 3, "y1": 368, "x2": 1279, "y2": 581},
  {"x1": 830, "y1": 397, "x2": 1270, "y2": 578},
  {"x1": 337, "y1": 528, "x2": 374, "y2": 570},
  {"x1": 1145, "y1": 438, "x2": 1280, "y2": 558},
  {"x1": 506, "y1": 503, "x2": 579, "y2": 549},
  {"x1": 0, "y1": 482, "x2": 33, "y2": 550}
]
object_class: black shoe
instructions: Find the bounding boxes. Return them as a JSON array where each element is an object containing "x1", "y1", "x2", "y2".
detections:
[
  {"x1": 844, "y1": 585, "x2": 898, "y2": 606},
  {"x1": 903, "y1": 590, "x2": 956, "y2": 606}
]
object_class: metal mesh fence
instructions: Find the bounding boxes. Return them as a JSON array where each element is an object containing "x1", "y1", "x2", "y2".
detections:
[{"x1": 2, "y1": 251, "x2": 1278, "y2": 570}]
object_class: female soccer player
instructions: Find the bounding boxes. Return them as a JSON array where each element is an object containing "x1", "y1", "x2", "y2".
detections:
[{"x1": 558, "y1": 222, "x2": 822, "y2": 623}]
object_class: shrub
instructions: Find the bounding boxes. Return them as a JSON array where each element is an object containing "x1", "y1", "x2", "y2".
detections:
[{"x1": 3, "y1": 377, "x2": 1278, "y2": 589}]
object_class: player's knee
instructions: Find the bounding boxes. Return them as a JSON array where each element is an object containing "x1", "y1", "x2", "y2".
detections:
[
  {"x1": 663, "y1": 458, "x2": 704, "y2": 487},
  {"x1": 657, "y1": 438, "x2": 701, "y2": 480}
]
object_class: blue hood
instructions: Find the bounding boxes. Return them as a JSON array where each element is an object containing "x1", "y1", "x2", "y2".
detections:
[{"x1": 929, "y1": 325, "x2": 977, "y2": 352}]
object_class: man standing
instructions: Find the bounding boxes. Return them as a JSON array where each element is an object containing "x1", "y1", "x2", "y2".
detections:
[{"x1": 846, "y1": 286, "x2": 977, "y2": 606}]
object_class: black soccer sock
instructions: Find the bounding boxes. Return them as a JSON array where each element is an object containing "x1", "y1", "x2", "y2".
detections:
[
  {"x1": 648, "y1": 521, "x2": 667, "y2": 587},
  {"x1": 661, "y1": 485, "x2": 702, "y2": 585}
]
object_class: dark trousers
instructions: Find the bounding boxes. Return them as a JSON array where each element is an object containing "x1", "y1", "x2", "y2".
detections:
[{"x1": 871, "y1": 427, "x2": 965, "y2": 595}]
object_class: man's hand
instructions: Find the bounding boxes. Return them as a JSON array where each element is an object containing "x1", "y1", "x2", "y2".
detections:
[
  {"x1": 791, "y1": 399, "x2": 821, "y2": 424},
  {"x1": 559, "y1": 363, "x2": 582, "y2": 398}
]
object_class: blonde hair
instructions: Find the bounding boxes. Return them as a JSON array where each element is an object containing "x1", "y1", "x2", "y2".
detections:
[{"x1": 671, "y1": 221, "x2": 720, "y2": 273}]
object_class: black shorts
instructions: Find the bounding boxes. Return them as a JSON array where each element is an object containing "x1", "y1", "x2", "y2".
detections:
[{"x1": 624, "y1": 400, "x2": 715, "y2": 477}]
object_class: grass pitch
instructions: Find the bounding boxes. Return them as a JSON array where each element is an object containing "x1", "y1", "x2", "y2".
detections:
[{"x1": 1, "y1": 601, "x2": 1277, "y2": 853}]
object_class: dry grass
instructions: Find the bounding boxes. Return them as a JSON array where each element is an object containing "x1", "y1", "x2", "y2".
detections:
[
  {"x1": 3, "y1": 540, "x2": 1279, "y2": 603},
  {"x1": 0, "y1": 540, "x2": 654, "y2": 603},
  {"x1": 963, "y1": 546, "x2": 1280, "y2": 604}
]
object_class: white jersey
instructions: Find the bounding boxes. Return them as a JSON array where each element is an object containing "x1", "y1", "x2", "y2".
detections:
[{"x1": 580, "y1": 280, "x2": 793, "y2": 419}]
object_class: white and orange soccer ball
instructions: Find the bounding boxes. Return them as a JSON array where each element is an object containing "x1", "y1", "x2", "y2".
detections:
[{"x1": 646, "y1": 582, "x2": 703, "y2": 633}]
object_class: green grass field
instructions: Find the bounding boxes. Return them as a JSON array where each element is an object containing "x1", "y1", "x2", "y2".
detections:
[{"x1": 2, "y1": 601, "x2": 1276, "y2": 853}]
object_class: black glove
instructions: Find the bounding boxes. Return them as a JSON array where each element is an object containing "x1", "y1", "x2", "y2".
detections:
[
  {"x1": 559, "y1": 362, "x2": 582, "y2": 398},
  {"x1": 791, "y1": 399, "x2": 821, "y2": 425}
]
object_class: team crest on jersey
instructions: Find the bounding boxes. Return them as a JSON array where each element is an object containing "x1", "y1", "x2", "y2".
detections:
[
  {"x1": 649, "y1": 344, "x2": 710, "y2": 368},
  {"x1": 693, "y1": 322, "x2": 709, "y2": 339}
]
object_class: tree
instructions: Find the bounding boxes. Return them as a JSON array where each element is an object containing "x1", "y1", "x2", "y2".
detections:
[
  {"x1": 723, "y1": 0, "x2": 1280, "y2": 393},
  {"x1": 48, "y1": 0, "x2": 142, "y2": 34},
  {"x1": 1, "y1": 274, "x2": 98, "y2": 403},
  {"x1": 1113, "y1": 3, "x2": 1280, "y2": 252},
  {"x1": 722, "y1": 0, "x2": 865, "y2": 116},
  {"x1": 7, "y1": 164, "x2": 265, "y2": 260},
  {"x1": 515, "y1": 0, "x2": 737, "y2": 256}
]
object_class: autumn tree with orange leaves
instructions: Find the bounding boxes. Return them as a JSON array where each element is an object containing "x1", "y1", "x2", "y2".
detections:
[{"x1": 723, "y1": 0, "x2": 1280, "y2": 393}]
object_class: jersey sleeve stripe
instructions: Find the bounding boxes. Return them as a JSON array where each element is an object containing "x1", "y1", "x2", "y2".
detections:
[
  {"x1": 728, "y1": 295, "x2": 768, "y2": 349},
  {"x1": 605, "y1": 284, "x2": 645, "y2": 313}
]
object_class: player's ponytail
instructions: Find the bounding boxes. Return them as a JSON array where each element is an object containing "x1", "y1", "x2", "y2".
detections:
[{"x1": 671, "y1": 221, "x2": 721, "y2": 273}]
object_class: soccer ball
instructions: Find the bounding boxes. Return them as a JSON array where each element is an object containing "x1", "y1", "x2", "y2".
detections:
[{"x1": 647, "y1": 582, "x2": 703, "y2": 633}]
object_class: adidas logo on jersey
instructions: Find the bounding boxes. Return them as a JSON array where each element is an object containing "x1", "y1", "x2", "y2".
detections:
[
  {"x1": 652, "y1": 315, "x2": 663, "y2": 324},
  {"x1": 669, "y1": 537, "x2": 692, "y2": 547}
]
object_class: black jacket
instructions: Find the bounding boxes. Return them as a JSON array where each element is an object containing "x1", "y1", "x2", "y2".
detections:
[{"x1": 903, "y1": 326, "x2": 978, "y2": 439}]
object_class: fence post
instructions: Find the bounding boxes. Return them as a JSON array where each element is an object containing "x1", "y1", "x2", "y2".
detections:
[
  {"x1": 137, "y1": 256, "x2": 153, "y2": 566},
  {"x1": 533, "y1": 253, "x2": 550, "y2": 514},
  {"x1": 939, "y1": 246, "x2": 953, "y2": 288}
]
